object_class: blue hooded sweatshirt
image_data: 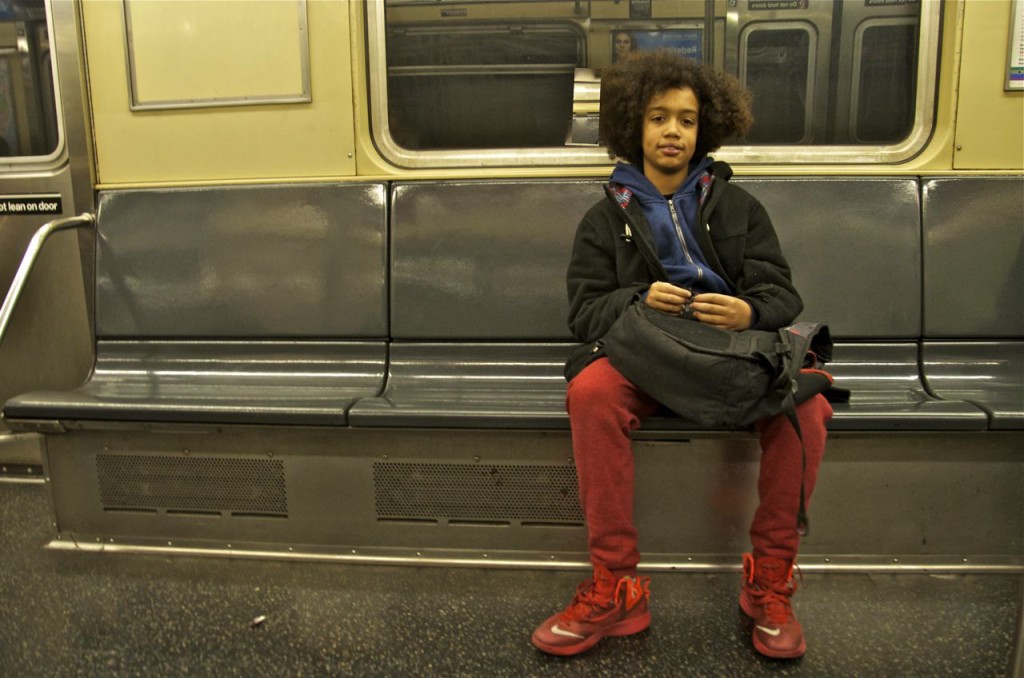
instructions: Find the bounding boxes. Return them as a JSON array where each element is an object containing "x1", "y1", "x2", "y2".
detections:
[{"x1": 609, "y1": 159, "x2": 732, "y2": 296}]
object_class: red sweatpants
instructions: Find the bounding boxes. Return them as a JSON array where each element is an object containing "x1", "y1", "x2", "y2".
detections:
[{"x1": 567, "y1": 357, "x2": 832, "y2": 575}]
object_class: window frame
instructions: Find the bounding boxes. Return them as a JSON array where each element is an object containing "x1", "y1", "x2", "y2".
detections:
[{"x1": 365, "y1": 0, "x2": 942, "y2": 169}]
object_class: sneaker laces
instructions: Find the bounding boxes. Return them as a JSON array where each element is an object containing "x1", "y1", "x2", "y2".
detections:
[
  {"x1": 558, "y1": 577, "x2": 617, "y2": 623},
  {"x1": 744, "y1": 554, "x2": 802, "y2": 626},
  {"x1": 558, "y1": 572, "x2": 649, "y2": 623}
]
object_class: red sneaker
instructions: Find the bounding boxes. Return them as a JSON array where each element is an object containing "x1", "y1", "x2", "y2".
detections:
[
  {"x1": 739, "y1": 553, "x2": 806, "y2": 659},
  {"x1": 531, "y1": 564, "x2": 651, "y2": 656}
]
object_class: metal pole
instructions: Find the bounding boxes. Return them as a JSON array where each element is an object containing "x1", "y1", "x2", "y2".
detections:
[{"x1": 0, "y1": 213, "x2": 94, "y2": 346}]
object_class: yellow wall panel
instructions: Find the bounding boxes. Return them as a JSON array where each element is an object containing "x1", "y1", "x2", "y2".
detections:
[
  {"x1": 954, "y1": 0, "x2": 1024, "y2": 170},
  {"x1": 125, "y1": 0, "x2": 308, "y2": 107},
  {"x1": 386, "y1": 1, "x2": 580, "y2": 22},
  {"x1": 85, "y1": 0, "x2": 355, "y2": 185}
]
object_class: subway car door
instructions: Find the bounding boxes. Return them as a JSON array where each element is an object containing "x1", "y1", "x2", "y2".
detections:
[
  {"x1": 832, "y1": 0, "x2": 921, "y2": 145},
  {"x1": 725, "y1": 0, "x2": 834, "y2": 144},
  {"x1": 0, "y1": 0, "x2": 93, "y2": 439}
]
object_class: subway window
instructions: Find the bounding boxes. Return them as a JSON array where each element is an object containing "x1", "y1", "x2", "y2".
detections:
[
  {"x1": 851, "y1": 19, "x2": 919, "y2": 143},
  {"x1": 369, "y1": 0, "x2": 935, "y2": 167},
  {"x1": 385, "y1": 23, "x2": 583, "y2": 150},
  {"x1": 740, "y1": 25, "x2": 815, "y2": 144},
  {"x1": 0, "y1": 0, "x2": 59, "y2": 159}
]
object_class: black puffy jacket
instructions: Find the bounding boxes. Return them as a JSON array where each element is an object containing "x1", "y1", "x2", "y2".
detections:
[{"x1": 565, "y1": 160, "x2": 803, "y2": 381}]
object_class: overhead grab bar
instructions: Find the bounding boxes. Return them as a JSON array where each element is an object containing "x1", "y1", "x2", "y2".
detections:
[{"x1": 0, "y1": 213, "x2": 96, "y2": 347}]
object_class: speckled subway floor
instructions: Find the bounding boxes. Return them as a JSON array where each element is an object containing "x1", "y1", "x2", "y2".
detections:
[{"x1": 0, "y1": 481, "x2": 1020, "y2": 677}]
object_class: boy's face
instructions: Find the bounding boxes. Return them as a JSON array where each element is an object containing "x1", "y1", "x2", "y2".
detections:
[{"x1": 641, "y1": 87, "x2": 699, "y2": 194}]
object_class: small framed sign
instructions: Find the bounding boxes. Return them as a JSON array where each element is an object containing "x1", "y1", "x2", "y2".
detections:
[
  {"x1": 1008, "y1": 0, "x2": 1024, "y2": 91},
  {"x1": 0, "y1": 194, "x2": 62, "y2": 215}
]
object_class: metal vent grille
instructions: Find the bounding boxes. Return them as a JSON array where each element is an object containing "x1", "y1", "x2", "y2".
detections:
[
  {"x1": 96, "y1": 454, "x2": 288, "y2": 517},
  {"x1": 373, "y1": 462, "x2": 582, "y2": 523}
]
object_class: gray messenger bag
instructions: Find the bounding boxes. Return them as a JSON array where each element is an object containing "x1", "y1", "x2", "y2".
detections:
[{"x1": 602, "y1": 301, "x2": 835, "y2": 428}]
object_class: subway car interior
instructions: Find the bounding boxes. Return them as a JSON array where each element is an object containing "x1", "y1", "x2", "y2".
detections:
[{"x1": 0, "y1": 0, "x2": 1021, "y2": 674}]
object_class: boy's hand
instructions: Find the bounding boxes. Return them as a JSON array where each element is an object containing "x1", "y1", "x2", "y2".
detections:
[
  {"x1": 691, "y1": 293, "x2": 753, "y2": 330},
  {"x1": 645, "y1": 281, "x2": 692, "y2": 315}
]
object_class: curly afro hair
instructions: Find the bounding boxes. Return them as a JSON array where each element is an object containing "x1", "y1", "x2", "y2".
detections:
[{"x1": 599, "y1": 50, "x2": 753, "y2": 164}]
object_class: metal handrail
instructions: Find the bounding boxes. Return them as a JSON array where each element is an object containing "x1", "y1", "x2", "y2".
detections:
[{"x1": 0, "y1": 213, "x2": 95, "y2": 346}]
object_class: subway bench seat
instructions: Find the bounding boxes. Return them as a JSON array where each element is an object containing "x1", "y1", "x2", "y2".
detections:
[
  {"x1": 348, "y1": 177, "x2": 998, "y2": 432},
  {"x1": 919, "y1": 177, "x2": 1024, "y2": 431},
  {"x1": 5, "y1": 177, "x2": 1017, "y2": 433},
  {"x1": 5, "y1": 340, "x2": 385, "y2": 427},
  {"x1": 346, "y1": 342, "x2": 987, "y2": 431},
  {"x1": 923, "y1": 342, "x2": 1023, "y2": 430},
  {"x1": 4, "y1": 183, "x2": 390, "y2": 429}
]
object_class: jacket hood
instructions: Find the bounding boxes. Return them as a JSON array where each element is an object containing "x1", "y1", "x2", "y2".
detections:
[{"x1": 609, "y1": 156, "x2": 719, "y2": 205}]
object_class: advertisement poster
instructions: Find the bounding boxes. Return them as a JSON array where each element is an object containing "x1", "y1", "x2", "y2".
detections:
[{"x1": 612, "y1": 28, "x2": 703, "y2": 64}]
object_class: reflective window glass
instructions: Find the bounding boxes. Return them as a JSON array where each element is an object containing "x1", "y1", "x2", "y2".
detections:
[
  {"x1": 386, "y1": 23, "x2": 582, "y2": 149},
  {"x1": 854, "y1": 21, "x2": 918, "y2": 144},
  {"x1": 0, "y1": 0, "x2": 59, "y2": 158},
  {"x1": 741, "y1": 27, "x2": 812, "y2": 144},
  {"x1": 374, "y1": 0, "x2": 930, "y2": 164}
]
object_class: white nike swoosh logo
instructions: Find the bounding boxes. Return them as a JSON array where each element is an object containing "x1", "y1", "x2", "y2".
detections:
[
  {"x1": 756, "y1": 625, "x2": 782, "y2": 637},
  {"x1": 550, "y1": 624, "x2": 585, "y2": 639}
]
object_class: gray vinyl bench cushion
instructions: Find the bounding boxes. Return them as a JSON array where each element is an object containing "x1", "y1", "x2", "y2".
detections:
[
  {"x1": 8, "y1": 177, "x2": 1012, "y2": 433},
  {"x1": 389, "y1": 179, "x2": 595, "y2": 340},
  {"x1": 93, "y1": 184, "x2": 388, "y2": 338},
  {"x1": 350, "y1": 177, "x2": 989, "y2": 432},
  {"x1": 741, "y1": 177, "x2": 922, "y2": 339},
  {"x1": 346, "y1": 342, "x2": 704, "y2": 430},
  {"x1": 923, "y1": 342, "x2": 1024, "y2": 430},
  {"x1": 348, "y1": 343, "x2": 987, "y2": 431},
  {"x1": 3, "y1": 183, "x2": 390, "y2": 428},
  {"x1": 921, "y1": 177, "x2": 1023, "y2": 340},
  {"x1": 388, "y1": 177, "x2": 924, "y2": 341},
  {"x1": 348, "y1": 343, "x2": 573, "y2": 429},
  {"x1": 5, "y1": 341, "x2": 386, "y2": 427},
  {"x1": 825, "y1": 344, "x2": 987, "y2": 430},
  {"x1": 919, "y1": 176, "x2": 1023, "y2": 429}
]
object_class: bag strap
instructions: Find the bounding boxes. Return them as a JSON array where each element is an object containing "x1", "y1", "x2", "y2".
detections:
[
  {"x1": 777, "y1": 322, "x2": 833, "y2": 537},
  {"x1": 780, "y1": 390, "x2": 810, "y2": 536}
]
